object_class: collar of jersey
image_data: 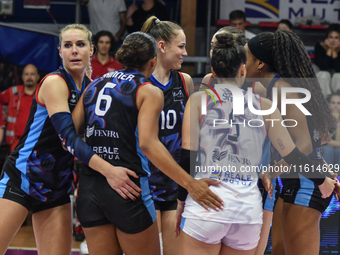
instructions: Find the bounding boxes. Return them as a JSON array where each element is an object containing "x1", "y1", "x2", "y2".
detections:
[
  {"x1": 150, "y1": 72, "x2": 173, "y2": 91},
  {"x1": 60, "y1": 65, "x2": 85, "y2": 94}
]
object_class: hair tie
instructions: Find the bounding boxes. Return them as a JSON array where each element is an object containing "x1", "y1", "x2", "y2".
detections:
[{"x1": 155, "y1": 18, "x2": 161, "y2": 25}]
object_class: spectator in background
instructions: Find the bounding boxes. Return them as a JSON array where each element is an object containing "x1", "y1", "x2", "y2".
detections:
[
  {"x1": 277, "y1": 19, "x2": 293, "y2": 32},
  {"x1": 314, "y1": 23, "x2": 340, "y2": 95},
  {"x1": 0, "y1": 105, "x2": 4, "y2": 145},
  {"x1": 90, "y1": 31, "x2": 122, "y2": 80},
  {"x1": 229, "y1": 10, "x2": 255, "y2": 39},
  {"x1": 126, "y1": 0, "x2": 168, "y2": 34},
  {"x1": 82, "y1": 0, "x2": 127, "y2": 50},
  {"x1": 322, "y1": 91, "x2": 340, "y2": 166},
  {"x1": 0, "y1": 64, "x2": 39, "y2": 153}
]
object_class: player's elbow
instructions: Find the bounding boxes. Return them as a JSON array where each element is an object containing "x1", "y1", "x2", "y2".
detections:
[{"x1": 139, "y1": 139, "x2": 152, "y2": 156}]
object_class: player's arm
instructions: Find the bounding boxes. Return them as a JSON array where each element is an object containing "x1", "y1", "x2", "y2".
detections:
[
  {"x1": 137, "y1": 84, "x2": 223, "y2": 211},
  {"x1": 262, "y1": 98, "x2": 335, "y2": 198},
  {"x1": 39, "y1": 75, "x2": 142, "y2": 199},
  {"x1": 72, "y1": 93, "x2": 86, "y2": 137}
]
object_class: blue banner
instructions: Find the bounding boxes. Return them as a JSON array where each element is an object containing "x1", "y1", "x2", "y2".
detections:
[{"x1": 0, "y1": 23, "x2": 59, "y2": 72}]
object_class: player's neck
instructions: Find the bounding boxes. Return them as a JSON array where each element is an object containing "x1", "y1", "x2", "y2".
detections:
[
  {"x1": 152, "y1": 66, "x2": 171, "y2": 85},
  {"x1": 261, "y1": 73, "x2": 278, "y2": 88}
]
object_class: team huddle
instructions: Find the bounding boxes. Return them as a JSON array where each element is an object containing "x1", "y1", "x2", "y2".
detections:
[{"x1": 0, "y1": 16, "x2": 339, "y2": 255}]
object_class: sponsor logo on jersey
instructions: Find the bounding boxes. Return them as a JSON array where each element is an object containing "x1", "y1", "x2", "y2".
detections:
[
  {"x1": 246, "y1": 0, "x2": 280, "y2": 19},
  {"x1": 172, "y1": 87, "x2": 185, "y2": 102},
  {"x1": 284, "y1": 188, "x2": 294, "y2": 196},
  {"x1": 212, "y1": 148, "x2": 228, "y2": 162},
  {"x1": 86, "y1": 126, "x2": 120, "y2": 139},
  {"x1": 70, "y1": 90, "x2": 78, "y2": 105},
  {"x1": 86, "y1": 126, "x2": 95, "y2": 138}
]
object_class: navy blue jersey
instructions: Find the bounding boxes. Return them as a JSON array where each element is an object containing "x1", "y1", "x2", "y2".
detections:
[
  {"x1": 3, "y1": 66, "x2": 90, "y2": 202},
  {"x1": 81, "y1": 70, "x2": 151, "y2": 177},
  {"x1": 149, "y1": 70, "x2": 189, "y2": 202}
]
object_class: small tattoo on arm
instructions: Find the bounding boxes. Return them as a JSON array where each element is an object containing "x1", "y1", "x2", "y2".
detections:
[{"x1": 277, "y1": 139, "x2": 285, "y2": 150}]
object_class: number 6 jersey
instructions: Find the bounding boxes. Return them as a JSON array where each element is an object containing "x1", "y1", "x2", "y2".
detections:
[{"x1": 81, "y1": 70, "x2": 152, "y2": 177}]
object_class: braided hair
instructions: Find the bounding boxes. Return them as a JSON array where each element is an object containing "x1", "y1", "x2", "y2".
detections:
[{"x1": 256, "y1": 30, "x2": 335, "y2": 138}]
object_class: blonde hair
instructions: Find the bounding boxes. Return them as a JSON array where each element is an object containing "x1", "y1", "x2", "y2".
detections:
[
  {"x1": 141, "y1": 16, "x2": 183, "y2": 43},
  {"x1": 58, "y1": 24, "x2": 92, "y2": 49}
]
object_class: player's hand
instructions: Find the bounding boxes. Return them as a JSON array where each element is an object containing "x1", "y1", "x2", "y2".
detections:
[
  {"x1": 260, "y1": 172, "x2": 273, "y2": 199},
  {"x1": 175, "y1": 200, "x2": 185, "y2": 237},
  {"x1": 187, "y1": 178, "x2": 223, "y2": 211},
  {"x1": 318, "y1": 177, "x2": 336, "y2": 198},
  {"x1": 105, "y1": 167, "x2": 142, "y2": 200}
]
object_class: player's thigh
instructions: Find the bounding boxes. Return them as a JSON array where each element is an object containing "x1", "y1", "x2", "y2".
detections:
[
  {"x1": 83, "y1": 224, "x2": 122, "y2": 255},
  {"x1": 161, "y1": 209, "x2": 179, "y2": 255},
  {"x1": 179, "y1": 230, "x2": 221, "y2": 255},
  {"x1": 0, "y1": 198, "x2": 28, "y2": 255},
  {"x1": 282, "y1": 203, "x2": 321, "y2": 255},
  {"x1": 255, "y1": 209, "x2": 273, "y2": 255},
  {"x1": 33, "y1": 203, "x2": 72, "y2": 255},
  {"x1": 271, "y1": 197, "x2": 285, "y2": 255},
  {"x1": 117, "y1": 220, "x2": 160, "y2": 255}
]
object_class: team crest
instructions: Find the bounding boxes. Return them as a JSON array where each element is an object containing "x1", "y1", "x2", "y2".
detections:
[
  {"x1": 245, "y1": 0, "x2": 280, "y2": 19},
  {"x1": 172, "y1": 87, "x2": 184, "y2": 102},
  {"x1": 69, "y1": 90, "x2": 78, "y2": 105}
]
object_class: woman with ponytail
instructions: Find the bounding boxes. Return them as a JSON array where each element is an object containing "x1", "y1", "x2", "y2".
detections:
[
  {"x1": 245, "y1": 30, "x2": 337, "y2": 255},
  {"x1": 141, "y1": 16, "x2": 195, "y2": 255}
]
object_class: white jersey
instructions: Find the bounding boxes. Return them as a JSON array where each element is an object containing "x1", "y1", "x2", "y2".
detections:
[{"x1": 182, "y1": 85, "x2": 267, "y2": 224}]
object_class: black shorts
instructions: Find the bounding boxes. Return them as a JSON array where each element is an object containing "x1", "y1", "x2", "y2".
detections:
[
  {"x1": 154, "y1": 200, "x2": 177, "y2": 211},
  {"x1": 77, "y1": 173, "x2": 156, "y2": 234},
  {"x1": 279, "y1": 176, "x2": 332, "y2": 213},
  {"x1": 0, "y1": 171, "x2": 70, "y2": 213},
  {"x1": 279, "y1": 158, "x2": 332, "y2": 213}
]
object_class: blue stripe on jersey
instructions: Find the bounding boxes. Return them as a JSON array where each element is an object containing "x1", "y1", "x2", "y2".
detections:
[
  {"x1": 135, "y1": 126, "x2": 150, "y2": 176},
  {"x1": 0, "y1": 172, "x2": 10, "y2": 197},
  {"x1": 180, "y1": 217, "x2": 186, "y2": 230},
  {"x1": 16, "y1": 104, "x2": 48, "y2": 193},
  {"x1": 140, "y1": 176, "x2": 156, "y2": 222},
  {"x1": 294, "y1": 174, "x2": 314, "y2": 207},
  {"x1": 263, "y1": 179, "x2": 277, "y2": 211},
  {"x1": 150, "y1": 73, "x2": 173, "y2": 91}
]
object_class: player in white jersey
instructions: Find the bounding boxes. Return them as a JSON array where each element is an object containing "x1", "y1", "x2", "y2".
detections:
[{"x1": 175, "y1": 32, "x2": 335, "y2": 255}]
